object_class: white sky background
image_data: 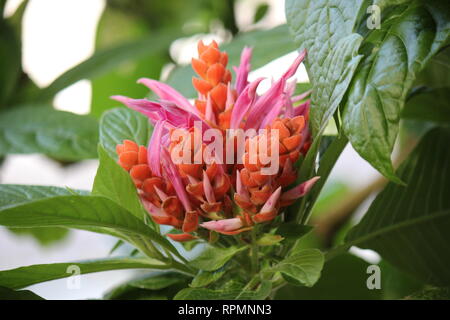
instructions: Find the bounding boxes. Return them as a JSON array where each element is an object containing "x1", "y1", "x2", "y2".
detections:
[{"x1": 1, "y1": 0, "x2": 380, "y2": 300}]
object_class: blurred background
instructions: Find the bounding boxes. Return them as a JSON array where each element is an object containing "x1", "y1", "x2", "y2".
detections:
[{"x1": 0, "y1": 0, "x2": 386, "y2": 299}]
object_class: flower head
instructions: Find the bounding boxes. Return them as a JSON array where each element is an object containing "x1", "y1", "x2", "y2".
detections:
[{"x1": 114, "y1": 40, "x2": 318, "y2": 241}]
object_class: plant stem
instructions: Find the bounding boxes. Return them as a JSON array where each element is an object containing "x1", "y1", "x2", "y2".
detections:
[{"x1": 250, "y1": 227, "x2": 259, "y2": 275}]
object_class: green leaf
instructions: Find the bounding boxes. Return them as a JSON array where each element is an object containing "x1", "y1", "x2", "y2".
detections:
[
  {"x1": 344, "y1": 127, "x2": 450, "y2": 286},
  {"x1": 253, "y1": 3, "x2": 269, "y2": 24},
  {"x1": 0, "y1": 184, "x2": 87, "y2": 209},
  {"x1": 0, "y1": 286, "x2": 44, "y2": 300},
  {"x1": 174, "y1": 280, "x2": 272, "y2": 300},
  {"x1": 93, "y1": 145, "x2": 147, "y2": 221},
  {"x1": 0, "y1": 257, "x2": 168, "y2": 290},
  {"x1": 166, "y1": 25, "x2": 297, "y2": 98},
  {"x1": 99, "y1": 107, "x2": 152, "y2": 160},
  {"x1": 402, "y1": 87, "x2": 450, "y2": 123},
  {"x1": 286, "y1": 0, "x2": 366, "y2": 136},
  {"x1": 0, "y1": 105, "x2": 98, "y2": 160},
  {"x1": 256, "y1": 233, "x2": 284, "y2": 246},
  {"x1": 37, "y1": 30, "x2": 176, "y2": 102},
  {"x1": 0, "y1": 184, "x2": 174, "y2": 252},
  {"x1": 189, "y1": 246, "x2": 247, "y2": 271},
  {"x1": 190, "y1": 267, "x2": 226, "y2": 288},
  {"x1": 270, "y1": 248, "x2": 324, "y2": 287},
  {"x1": 275, "y1": 253, "x2": 382, "y2": 300},
  {"x1": 342, "y1": 0, "x2": 450, "y2": 182}
]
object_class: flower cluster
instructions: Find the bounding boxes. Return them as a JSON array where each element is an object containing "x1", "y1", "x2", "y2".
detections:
[{"x1": 113, "y1": 40, "x2": 318, "y2": 242}]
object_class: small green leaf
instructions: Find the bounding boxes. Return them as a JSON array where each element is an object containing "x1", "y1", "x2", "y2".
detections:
[
  {"x1": 93, "y1": 145, "x2": 147, "y2": 221},
  {"x1": 270, "y1": 249, "x2": 324, "y2": 287},
  {"x1": 190, "y1": 267, "x2": 226, "y2": 288},
  {"x1": 99, "y1": 107, "x2": 152, "y2": 160},
  {"x1": 256, "y1": 233, "x2": 284, "y2": 246},
  {"x1": 253, "y1": 4, "x2": 269, "y2": 23},
  {"x1": 174, "y1": 280, "x2": 272, "y2": 300},
  {"x1": 189, "y1": 246, "x2": 247, "y2": 271},
  {"x1": 0, "y1": 257, "x2": 168, "y2": 290}
]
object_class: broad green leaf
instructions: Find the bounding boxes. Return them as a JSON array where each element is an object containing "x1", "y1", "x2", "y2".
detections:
[
  {"x1": 0, "y1": 105, "x2": 98, "y2": 160},
  {"x1": 0, "y1": 286, "x2": 44, "y2": 300},
  {"x1": 0, "y1": 184, "x2": 173, "y2": 252},
  {"x1": 344, "y1": 127, "x2": 450, "y2": 286},
  {"x1": 190, "y1": 267, "x2": 226, "y2": 288},
  {"x1": 275, "y1": 254, "x2": 382, "y2": 300},
  {"x1": 37, "y1": 30, "x2": 176, "y2": 102},
  {"x1": 104, "y1": 271, "x2": 189, "y2": 300},
  {"x1": 343, "y1": 0, "x2": 450, "y2": 182},
  {"x1": 402, "y1": 87, "x2": 450, "y2": 124},
  {"x1": 174, "y1": 280, "x2": 272, "y2": 300},
  {"x1": 0, "y1": 257, "x2": 168, "y2": 290},
  {"x1": 270, "y1": 248, "x2": 324, "y2": 287},
  {"x1": 286, "y1": 0, "x2": 366, "y2": 135},
  {"x1": 99, "y1": 107, "x2": 152, "y2": 160},
  {"x1": 166, "y1": 25, "x2": 297, "y2": 98},
  {"x1": 189, "y1": 246, "x2": 247, "y2": 271},
  {"x1": 93, "y1": 145, "x2": 147, "y2": 221},
  {"x1": 0, "y1": 184, "x2": 88, "y2": 209}
]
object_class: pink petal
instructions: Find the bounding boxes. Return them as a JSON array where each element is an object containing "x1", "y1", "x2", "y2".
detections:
[
  {"x1": 234, "y1": 47, "x2": 253, "y2": 95},
  {"x1": 259, "y1": 98, "x2": 284, "y2": 128},
  {"x1": 225, "y1": 83, "x2": 235, "y2": 111},
  {"x1": 236, "y1": 169, "x2": 250, "y2": 200},
  {"x1": 202, "y1": 170, "x2": 216, "y2": 204},
  {"x1": 292, "y1": 90, "x2": 312, "y2": 103},
  {"x1": 293, "y1": 100, "x2": 310, "y2": 117},
  {"x1": 111, "y1": 95, "x2": 161, "y2": 123},
  {"x1": 282, "y1": 49, "x2": 306, "y2": 79},
  {"x1": 138, "y1": 78, "x2": 199, "y2": 117},
  {"x1": 245, "y1": 50, "x2": 306, "y2": 129},
  {"x1": 148, "y1": 120, "x2": 164, "y2": 177},
  {"x1": 229, "y1": 77, "x2": 263, "y2": 129},
  {"x1": 161, "y1": 148, "x2": 192, "y2": 212},
  {"x1": 200, "y1": 217, "x2": 243, "y2": 232},
  {"x1": 260, "y1": 187, "x2": 282, "y2": 214},
  {"x1": 281, "y1": 176, "x2": 320, "y2": 202},
  {"x1": 205, "y1": 94, "x2": 216, "y2": 124}
]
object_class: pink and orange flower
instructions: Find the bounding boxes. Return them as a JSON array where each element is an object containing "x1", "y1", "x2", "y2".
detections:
[{"x1": 113, "y1": 40, "x2": 318, "y2": 242}]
